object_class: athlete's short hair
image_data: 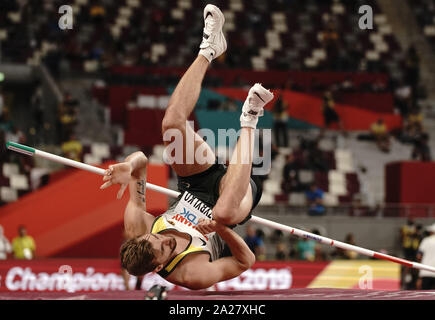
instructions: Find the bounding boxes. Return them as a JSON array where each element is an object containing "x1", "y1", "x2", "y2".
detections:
[{"x1": 120, "y1": 236, "x2": 157, "y2": 276}]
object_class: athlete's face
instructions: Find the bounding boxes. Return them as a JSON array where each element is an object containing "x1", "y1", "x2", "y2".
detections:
[{"x1": 143, "y1": 233, "x2": 177, "y2": 267}]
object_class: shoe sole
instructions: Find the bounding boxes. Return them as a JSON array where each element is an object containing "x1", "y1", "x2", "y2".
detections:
[
  {"x1": 252, "y1": 84, "x2": 274, "y2": 103},
  {"x1": 202, "y1": 4, "x2": 227, "y2": 54},
  {"x1": 204, "y1": 4, "x2": 225, "y2": 28}
]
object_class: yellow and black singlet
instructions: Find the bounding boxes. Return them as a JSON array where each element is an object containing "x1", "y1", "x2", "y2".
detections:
[{"x1": 151, "y1": 191, "x2": 224, "y2": 278}]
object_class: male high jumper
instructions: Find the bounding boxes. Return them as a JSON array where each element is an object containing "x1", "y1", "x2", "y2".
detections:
[{"x1": 100, "y1": 4, "x2": 274, "y2": 290}]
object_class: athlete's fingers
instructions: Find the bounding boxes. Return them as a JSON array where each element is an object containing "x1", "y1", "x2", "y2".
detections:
[
  {"x1": 197, "y1": 219, "x2": 208, "y2": 228},
  {"x1": 207, "y1": 220, "x2": 217, "y2": 228},
  {"x1": 197, "y1": 219, "x2": 215, "y2": 234},
  {"x1": 198, "y1": 226, "x2": 212, "y2": 235},
  {"x1": 100, "y1": 180, "x2": 113, "y2": 190},
  {"x1": 106, "y1": 166, "x2": 114, "y2": 175},
  {"x1": 117, "y1": 184, "x2": 128, "y2": 199},
  {"x1": 196, "y1": 221, "x2": 208, "y2": 234},
  {"x1": 103, "y1": 175, "x2": 111, "y2": 181}
]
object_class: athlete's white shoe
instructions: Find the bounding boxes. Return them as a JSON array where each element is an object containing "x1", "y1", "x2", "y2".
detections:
[
  {"x1": 240, "y1": 84, "x2": 274, "y2": 129},
  {"x1": 199, "y1": 4, "x2": 227, "y2": 62}
]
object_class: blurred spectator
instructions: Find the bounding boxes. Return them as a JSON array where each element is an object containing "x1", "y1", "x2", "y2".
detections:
[
  {"x1": 394, "y1": 82, "x2": 412, "y2": 117},
  {"x1": 402, "y1": 224, "x2": 424, "y2": 290},
  {"x1": 404, "y1": 46, "x2": 420, "y2": 104},
  {"x1": 288, "y1": 236, "x2": 298, "y2": 259},
  {"x1": 406, "y1": 107, "x2": 424, "y2": 134},
  {"x1": 61, "y1": 133, "x2": 83, "y2": 162},
  {"x1": 306, "y1": 138, "x2": 329, "y2": 172},
  {"x1": 272, "y1": 94, "x2": 289, "y2": 147},
  {"x1": 322, "y1": 91, "x2": 344, "y2": 131},
  {"x1": 6, "y1": 126, "x2": 33, "y2": 173},
  {"x1": 370, "y1": 119, "x2": 390, "y2": 153},
  {"x1": 270, "y1": 229, "x2": 284, "y2": 243},
  {"x1": 321, "y1": 19, "x2": 340, "y2": 70},
  {"x1": 416, "y1": 223, "x2": 435, "y2": 290},
  {"x1": 398, "y1": 106, "x2": 426, "y2": 149},
  {"x1": 0, "y1": 225, "x2": 12, "y2": 260},
  {"x1": 58, "y1": 93, "x2": 79, "y2": 143},
  {"x1": 0, "y1": 108, "x2": 14, "y2": 133},
  {"x1": 411, "y1": 131, "x2": 431, "y2": 162},
  {"x1": 12, "y1": 225, "x2": 36, "y2": 260},
  {"x1": 281, "y1": 154, "x2": 302, "y2": 193},
  {"x1": 5, "y1": 125, "x2": 25, "y2": 144},
  {"x1": 89, "y1": 0, "x2": 106, "y2": 25},
  {"x1": 399, "y1": 217, "x2": 420, "y2": 290},
  {"x1": 400, "y1": 217, "x2": 417, "y2": 261},
  {"x1": 305, "y1": 183, "x2": 325, "y2": 216},
  {"x1": 296, "y1": 238, "x2": 315, "y2": 261},
  {"x1": 296, "y1": 231, "x2": 318, "y2": 262},
  {"x1": 333, "y1": 233, "x2": 359, "y2": 260},
  {"x1": 244, "y1": 224, "x2": 266, "y2": 261},
  {"x1": 275, "y1": 242, "x2": 287, "y2": 261}
]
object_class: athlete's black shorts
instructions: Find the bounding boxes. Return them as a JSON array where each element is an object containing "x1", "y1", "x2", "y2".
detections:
[{"x1": 176, "y1": 160, "x2": 263, "y2": 226}]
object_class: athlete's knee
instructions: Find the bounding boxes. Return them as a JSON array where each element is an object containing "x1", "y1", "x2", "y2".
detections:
[
  {"x1": 212, "y1": 203, "x2": 238, "y2": 225},
  {"x1": 162, "y1": 111, "x2": 185, "y2": 134}
]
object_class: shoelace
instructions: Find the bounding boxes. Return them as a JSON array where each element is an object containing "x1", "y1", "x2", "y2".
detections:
[{"x1": 204, "y1": 16, "x2": 218, "y2": 34}]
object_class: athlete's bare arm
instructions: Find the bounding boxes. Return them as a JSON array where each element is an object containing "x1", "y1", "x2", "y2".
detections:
[
  {"x1": 100, "y1": 151, "x2": 155, "y2": 238},
  {"x1": 172, "y1": 219, "x2": 255, "y2": 290}
]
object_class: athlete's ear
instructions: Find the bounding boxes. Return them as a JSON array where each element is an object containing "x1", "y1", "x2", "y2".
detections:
[{"x1": 154, "y1": 264, "x2": 164, "y2": 273}]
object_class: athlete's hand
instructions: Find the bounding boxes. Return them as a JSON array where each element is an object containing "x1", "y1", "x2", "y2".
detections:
[
  {"x1": 196, "y1": 218, "x2": 226, "y2": 235},
  {"x1": 100, "y1": 162, "x2": 133, "y2": 199}
]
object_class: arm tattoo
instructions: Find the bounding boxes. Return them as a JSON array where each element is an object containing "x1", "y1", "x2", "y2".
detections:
[{"x1": 136, "y1": 179, "x2": 146, "y2": 203}]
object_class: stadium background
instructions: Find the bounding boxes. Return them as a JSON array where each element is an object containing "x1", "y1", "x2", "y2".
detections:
[{"x1": 1, "y1": 0, "x2": 435, "y2": 293}]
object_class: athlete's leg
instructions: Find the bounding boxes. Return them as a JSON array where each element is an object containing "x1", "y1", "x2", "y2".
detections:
[
  {"x1": 162, "y1": 55, "x2": 215, "y2": 177},
  {"x1": 214, "y1": 127, "x2": 256, "y2": 225},
  {"x1": 213, "y1": 84, "x2": 274, "y2": 225},
  {"x1": 162, "y1": 4, "x2": 227, "y2": 177}
]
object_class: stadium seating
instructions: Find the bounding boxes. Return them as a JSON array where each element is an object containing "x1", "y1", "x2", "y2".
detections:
[
  {"x1": 0, "y1": 0, "x2": 404, "y2": 79},
  {"x1": 260, "y1": 136, "x2": 361, "y2": 207},
  {"x1": 0, "y1": 162, "x2": 30, "y2": 204}
]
